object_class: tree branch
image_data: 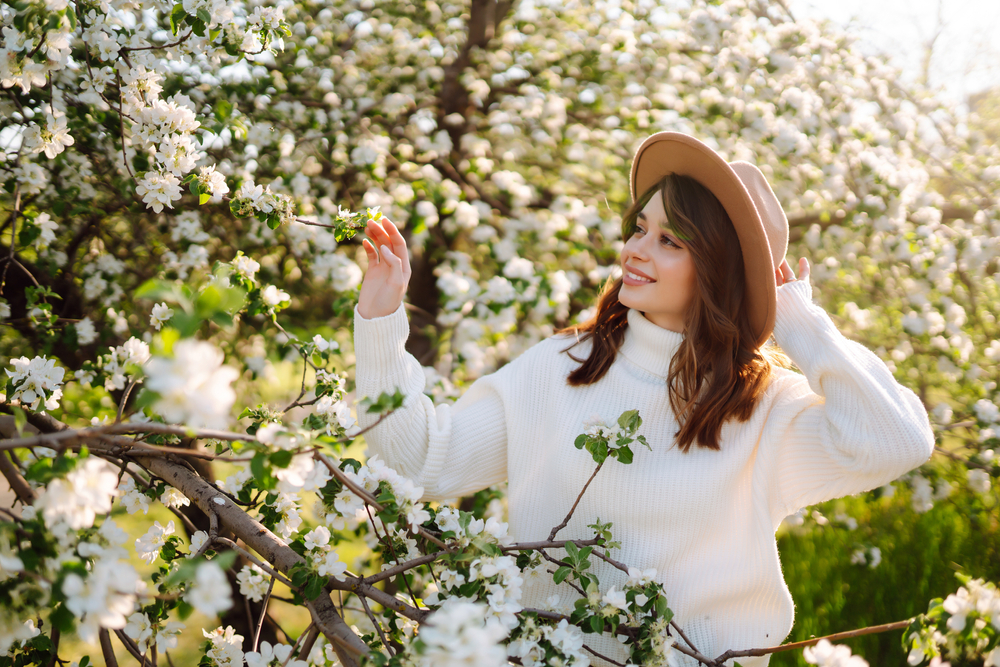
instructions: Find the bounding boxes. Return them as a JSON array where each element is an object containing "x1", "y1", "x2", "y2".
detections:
[{"x1": 548, "y1": 461, "x2": 603, "y2": 542}]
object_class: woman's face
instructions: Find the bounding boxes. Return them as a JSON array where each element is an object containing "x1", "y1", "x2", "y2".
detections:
[{"x1": 618, "y1": 190, "x2": 697, "y2": 333}]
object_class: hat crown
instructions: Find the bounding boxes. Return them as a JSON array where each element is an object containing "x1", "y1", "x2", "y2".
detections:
[{"x1": 728, "y1": 161, "x2": 788, "y2": 270}]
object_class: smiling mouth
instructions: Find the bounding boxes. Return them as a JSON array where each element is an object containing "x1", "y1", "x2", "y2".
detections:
[{"x1": 624, "y1": 269, "x2": 655, "y2": 283}]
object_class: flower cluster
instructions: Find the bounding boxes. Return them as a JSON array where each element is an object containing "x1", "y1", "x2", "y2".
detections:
[
  {"x1": 507, "y1": 617, "x2": 590, "y2": 667},
  {"x1": 399, "y1": 598, "x2": 508, "y2": 667},
  {"x1": 804, "y1": 639, "x2": 870, "y2": 667},
  {"x1": 906, "y1": 578, "x2": 1000, "y2": 666},
  {"x1": 143, "y1": 339, "x2": 239, "y2": 429},
  {"x1": 300, "y1": 526, "x2": 348, "y2": 578},
  {"x1": 5, "y1": 356, "x2": 64, "y2": 412}
]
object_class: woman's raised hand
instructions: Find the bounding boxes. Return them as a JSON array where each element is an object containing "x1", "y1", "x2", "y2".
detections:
[
  {"x1": 357, "y1": 218, "x2": 411, "y2": 319},
  {"x1": 775, "y1": 257, "x2": 810, "y2": 287}
]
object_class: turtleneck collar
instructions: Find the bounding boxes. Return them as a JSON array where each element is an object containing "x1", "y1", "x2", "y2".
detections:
[{"x1": 619, "y1": 309, "x2": 685, "y2": 378}]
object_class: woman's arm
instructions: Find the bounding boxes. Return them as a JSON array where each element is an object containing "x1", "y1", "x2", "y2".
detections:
[
  {"x1": 353, "y1": 304, "x2": 509, "y2": 501},
  {"x1": 761, "y1": 260, "x2": 935, "y2": 519},
  {"x1": 352, "y1": 218, "x2": 508, "y2": 500}
]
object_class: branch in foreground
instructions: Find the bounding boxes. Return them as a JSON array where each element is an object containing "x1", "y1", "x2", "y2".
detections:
[{"x1": 713, "y1": 619, "x2": 913, "y2": 664}]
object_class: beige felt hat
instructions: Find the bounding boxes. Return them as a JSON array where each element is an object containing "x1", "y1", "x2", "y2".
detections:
[{"x1": 629, "y1": 132, "x2": 789, "y2": 348}]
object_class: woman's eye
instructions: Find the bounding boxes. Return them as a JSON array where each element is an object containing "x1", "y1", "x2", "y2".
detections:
[{"x1": 660, "y1": 235, "x2": 677, "y2": 247}]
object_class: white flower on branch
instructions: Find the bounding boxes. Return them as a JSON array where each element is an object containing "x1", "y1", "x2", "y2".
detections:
[
  {"x1": 23, "y1": 114, "x2": 75, "y2": 159},
  {"x1": 135, "y1": 171, "x2": 182, "y2": 214},
  {"x1": 5, "y1": 355, "x2": 64, "y2": 412},
  {"x1": 197, "y1": 165, "x2": 230, "y2": 198},
  {"x1": 0, "y1": 618, "x2": 41, "y2": 656},
  {"x1": 135, "y1": 520, "x2": 174, "y2": 564},
  {"x1": 245, "y1": 640, "x2": 307, "y2": 667},
  {"x1": 32, "y1": 212, "x2": 58, "y2": 250},
  {"x1": 185, "y1": 561, "x2": 233, "y2": 618},
  {"x1": 415, "y1": 598, "x2": 508, "y2": 667},
  {"x1": 203, "y1": 626, "x2": 244, "y2": 667},
  {"x1": 118, "y1": 475, "x2": 150, "y2": 515},
  {"x1": 150, "y1": 302, "x2": 173, "y2": 330},
  {"x1": 803, "y1": 639, "x2": 869, "y2": 667},
  {"x1": 62, "y1": 558, "x2": 144, "y2": 643},
  {"x1": 232, "y1": 254, "x2": 260, "y2": 281},
  {"x1": 159, "y1": 486, "x2": 190, "y2": 509},
  {"x1": 124, "y1": 612, "x2": 152, "y2": 650},
  {"x1": 261, "y1": 284, "x2": 291, "y2": 307},
  {"x1": 236, "y1": 564, "x2": 269, "y2": 602},
  {"x1": 188, "y1": 531, "x2": 209, "y2": 557},
  {"x1": 602, "y1": 586, "x2": 628, "y2": 612},
  {"x1": 37, "y1": 457, "x2": 119, "y2": 531},
  {"x1": 144, "y1": 339, "x2": 239, "y2": 429},
  {"x1": 75, "y1": 317, "x2": 98, "y2": 345},
  {"x1": 967, "y1": 469, "x2": 992, "y2": 495}
]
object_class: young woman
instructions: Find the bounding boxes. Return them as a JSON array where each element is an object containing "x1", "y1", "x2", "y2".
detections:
[{"x1": 352, "y1": 132, "x2": 934, "y2": 666}]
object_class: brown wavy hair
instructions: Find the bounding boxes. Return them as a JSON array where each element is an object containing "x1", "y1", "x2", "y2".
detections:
[{"x1": 557, "y1": 174, "x2": 787, "y2": 452}]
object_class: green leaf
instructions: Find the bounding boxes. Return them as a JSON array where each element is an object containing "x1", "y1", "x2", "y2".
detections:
[
  {"x1": 565, "y1": 540, "x2": 579, "y2": 560},
  {"x1": 616, "y1": 445, "x2": 634, "y2": 465},
  {"x1": 169, "y1": 3, "x2": 185, "y2": 34},
  {"x1": 270, "y1": 449, "x2": 293, "y2": 469},
  {"x1": 11, "y1": 406, "x2": 26, "y2": 437},
  {"x1": 552, "y1": 566, "x2": 571, "y2": 584},
  {"x1": 617, "y1": 409, "x2": 640, "y2": 432},
  {"x1": 588, "y1": 614, "x2": 604, "y2": 634},
  {"x1": 303, "y1": 574, "x2": 325, "y2": 600},
  {"x1": 196, "y1": 7, "x2": 211, "y2": 24},
  {"x1": 50, "y1": 603, "x2": 75, "y2": 633},
  {"x1": 199, "y1": 192, "x2": 211, "y2": 205},
  {"x1": 574, "y1": 433, "x2": 587, "y2": 449}
]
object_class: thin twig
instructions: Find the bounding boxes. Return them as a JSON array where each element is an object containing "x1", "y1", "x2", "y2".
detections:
[
  {"x1": 713, "y1": 619, "x2": 913, "y2": 664},
  {"x1": 252, "y1": 576, "x2": 276, "y2": 652},
  {"x1": 547, "y1": 461, "x2": 604, "y2": 541},
  {"x1": 358, "y1": 594, "x2": 395, "y2": 656},
  {"x1": 116, "y1": 378, "x2": 140, "y2": 424},
  {"x1": 582, "y1": 644, "x2": 626, "y2": 666},
  {"x1": 212, "y1": 536, "x2": 295, "y2": 588},
  {"x1": 364, "y1": 551, "x2": 445, "y2": 584},
  {"x1": 282, "y1": 622, "x2": 315, "y2": 667}
]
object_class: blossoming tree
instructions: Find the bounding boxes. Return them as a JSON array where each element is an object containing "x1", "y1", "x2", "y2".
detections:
[{"x1": 1, "y1": 0, "x2": 998, "y2": 665}]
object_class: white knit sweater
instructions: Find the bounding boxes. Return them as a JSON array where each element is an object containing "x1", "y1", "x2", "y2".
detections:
[{"x1": 353, "y1": 280, "x2": 934, "y2": 666}]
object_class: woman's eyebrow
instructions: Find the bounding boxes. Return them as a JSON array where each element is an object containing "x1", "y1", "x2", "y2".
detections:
[{"x1": 637, "y1": 212, "x2": 646, "y2": 220}]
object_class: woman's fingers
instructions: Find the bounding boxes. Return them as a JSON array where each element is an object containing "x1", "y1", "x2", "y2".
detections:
[
  {"x1": 362, "y1": 237, "x2": 378, "y2": 263},
  {"x1": 798, "y1": 257, "x2": 811, "y2": 281},
  {"x1": 382, "y1": 219, "x2": 411, "y2": 273},
  {"x1": 366, "y1": 220, "x2": 388, "y2": 249}
]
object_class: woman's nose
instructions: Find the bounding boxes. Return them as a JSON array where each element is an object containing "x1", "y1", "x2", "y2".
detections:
[{"x1": 626, "y1": 234, "x2": 650, "y2": 259}]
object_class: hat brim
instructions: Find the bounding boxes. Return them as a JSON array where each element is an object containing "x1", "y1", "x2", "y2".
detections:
[{"x1": 629, "y1": 133, "x2": 776, "y2": 348}]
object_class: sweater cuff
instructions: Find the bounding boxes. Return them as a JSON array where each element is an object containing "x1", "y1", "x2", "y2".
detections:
[
  {"x1": 771, "y1": 280, "x2": 837, "y2": 360},
  {"x1": 353, "y1": 302, "x2": 410, "y2": 378}
]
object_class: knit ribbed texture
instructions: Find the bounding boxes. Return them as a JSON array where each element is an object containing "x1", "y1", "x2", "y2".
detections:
[{"x1": 352, "y1": 282, "x2": 933, "y2": 666}]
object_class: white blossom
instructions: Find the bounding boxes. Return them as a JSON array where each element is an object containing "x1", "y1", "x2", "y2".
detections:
[
  {"x1": 135, "y1": 520, "x2": 175, "y2": 564},
  {"x1": 414, "y1": 599, "x2": 508, "y2": 667},
  {"x1": 5, "y1": 355, "x2": 64, "y2": 411},
  {"x1": 150, "y1": 302, "x2": 173, "y2": 330},
  {"x1": 37, "y1": 457, "x2": 119, "y2": 530},
  {"x1": 185, "y1": 561, "x2": 233, "y2": 617},
  {"x1": 144, "y1": 339, "x2": 239, "y2": 429},
  {"x1": 135, "y1": 171, "x2": 182, "y2": 213},
  {"x1": 803, "y1": 639, "x2": 869, "y2": 667}
]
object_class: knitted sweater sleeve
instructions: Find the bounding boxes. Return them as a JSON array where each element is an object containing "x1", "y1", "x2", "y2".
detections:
[
  {"x1": 763, "y1": 280, "x2": 935, "y2": 519},
  {"x1": 352, "y1": 303, "x2": 508, "y2": 501}
]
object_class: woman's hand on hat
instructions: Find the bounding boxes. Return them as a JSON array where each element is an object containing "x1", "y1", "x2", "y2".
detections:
[
  {"x1": 358, "y1": 217, "x2": 411, "y2": 319},
  {"x1": 776, "y1": 257, "x2": 810, "y2": 287}
]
